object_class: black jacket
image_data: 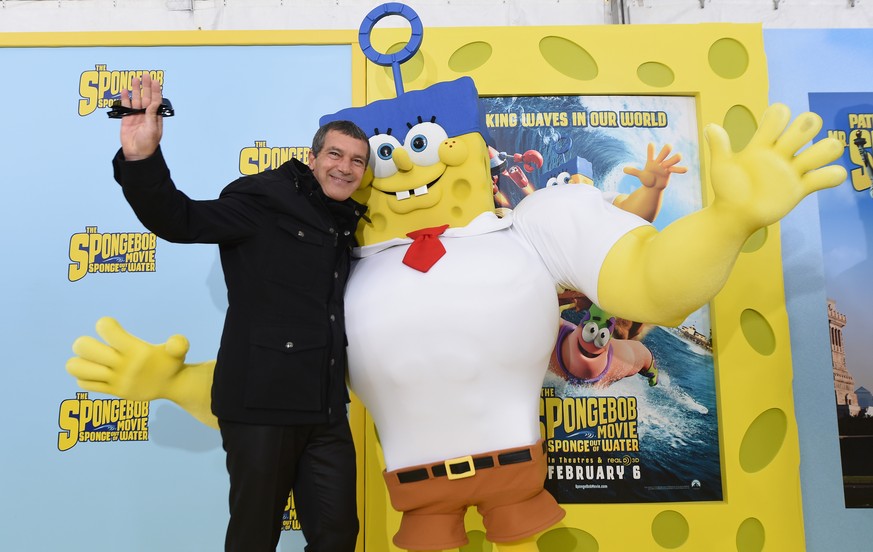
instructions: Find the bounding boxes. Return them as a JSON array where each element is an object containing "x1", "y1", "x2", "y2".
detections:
[{"x1": 113, "y1": 147, "x2": 366, "y2": 425}]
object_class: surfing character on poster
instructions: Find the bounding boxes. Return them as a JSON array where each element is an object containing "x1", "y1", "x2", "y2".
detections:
[{"x1": 549, "y1": 302, "x2": 659, "y2": 388}]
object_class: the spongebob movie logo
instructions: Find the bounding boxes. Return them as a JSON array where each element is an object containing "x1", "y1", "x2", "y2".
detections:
[
  {"x1": 540, "y1": 389, "x2": 640, "y2": 454},
  {"x1": 58, "y1": 392, "x2": 150, "y2": 451},
  {"x1": 68, "y1": 226, "x2": 157, "y2": 282},
  {"x1": 78, "y1": 65, "x2": 165, "y2": 117},
  {"x1": 240, "y1": 141, "x2": 310, "y2": 175},
  {"x1": 282, "y1": 491, "x2": 302, "y2": 532}
]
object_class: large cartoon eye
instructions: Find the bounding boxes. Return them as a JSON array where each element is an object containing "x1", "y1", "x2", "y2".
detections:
[
  {"x1": 545, "y1": 171, "x2": 572, "y2": 188},
  {"x1": 368, "y1": 133, "x2": 402, "y2": 178},
  {"x1": 403, "y1": 122, "x2": 448, "y2": 167},
  {"x1": 377, "y1": 143, "x2": 394, "y2": 159},
  {"x1": 580, "y1": 321, "x2": 599, "y2": 343},
  {"x1": 594, "y1": 327, "x2": 611, "y2": 349}
]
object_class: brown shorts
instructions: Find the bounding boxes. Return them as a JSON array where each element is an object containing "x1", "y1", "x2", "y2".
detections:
[{"x1": 383, "y1": 440, "x2": 565, "y2": 550}]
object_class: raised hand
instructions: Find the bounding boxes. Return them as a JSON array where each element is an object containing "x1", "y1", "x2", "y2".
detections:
[
  {"x1": 119, "y1": 72, "x2": 164, "y2": 161},
  {"x1": 624, "y1": 143, "x2": 688, "y2": 191},
  {"x1": 599, "y1": 104, "x2": 848, "y2": 326},
  {"x1": 613, "y1": 143, "x2": 687, "y2": 222},
  {"x1": 705, "y1": 103, "x2": 846, "y2": 233}
]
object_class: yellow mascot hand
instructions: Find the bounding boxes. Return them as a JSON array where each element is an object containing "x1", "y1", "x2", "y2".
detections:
[
  {"x1": 706, "y1": 103, "x2": 846, "y2": 233},
  {"x1": 599, "y1": 104, "x2": 847, "y2": 326},
  {"x1": 66, "y1": 317, "x2": 218, "y2": 429}
]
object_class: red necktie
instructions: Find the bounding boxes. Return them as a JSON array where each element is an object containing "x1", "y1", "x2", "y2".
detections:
[{"x1": 403, "y1": 225, "x2": 450, "y2": 272}]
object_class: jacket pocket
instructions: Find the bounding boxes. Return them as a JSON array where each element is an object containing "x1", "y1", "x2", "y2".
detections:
[
  {"x1": 244, "y1": 325, "x2": 328, "y2": 411},
  {"x1": 263, "y1": 219, "x2": 328, "y2": 289}
]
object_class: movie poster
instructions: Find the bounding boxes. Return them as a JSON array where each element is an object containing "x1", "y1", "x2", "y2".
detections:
[
  {"x1": 808, "y1": 92, "x2": 873, "y2": 508},
  {"x1": 480, "y1": 95, "x2": 723, "y2": 503}
]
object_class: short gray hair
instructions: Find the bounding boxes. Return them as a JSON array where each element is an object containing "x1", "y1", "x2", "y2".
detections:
[{"x1": 311, "y1": 120, "x2": 370, "y2": 164}]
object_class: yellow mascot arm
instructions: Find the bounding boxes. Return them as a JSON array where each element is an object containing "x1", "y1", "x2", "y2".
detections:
[
  {"x1": 598, "y1": 104, "x2": 847, "y2": 326},
  {"x1": 66, "y1": 317, "x2": 218, "y2": 429}
]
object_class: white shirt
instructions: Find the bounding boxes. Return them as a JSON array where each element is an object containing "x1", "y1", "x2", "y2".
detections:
[{"x1": 345, "y1": 184, "x2": 648, "y2": 470}]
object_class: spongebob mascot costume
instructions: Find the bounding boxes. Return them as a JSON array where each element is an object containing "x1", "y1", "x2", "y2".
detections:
[{"x1": 67, "y1": 4, "x2": 847, "y2": 551}]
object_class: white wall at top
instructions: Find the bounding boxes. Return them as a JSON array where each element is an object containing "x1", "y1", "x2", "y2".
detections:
[
  {"x1": 1, "y1": 0, "x2": 607, "y2": 32},
  {"x1": 625, "y1": 0, "x2": 871, "y2": 27},
  {"x1": 0, "y1": 0, "x2": 870, "y2": 32}
]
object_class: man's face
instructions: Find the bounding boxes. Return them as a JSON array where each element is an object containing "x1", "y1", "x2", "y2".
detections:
[{"x1": 308, "y1": 130, "x2": 369, "y2": 201}]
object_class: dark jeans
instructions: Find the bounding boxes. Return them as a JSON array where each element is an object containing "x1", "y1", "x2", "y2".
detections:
[{"x1": 219, "y1": 416, "x2": 358, "y2": 552}]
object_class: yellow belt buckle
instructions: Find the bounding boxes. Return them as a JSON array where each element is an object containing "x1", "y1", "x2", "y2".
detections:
[{"x1": 445, "y1": 455, "x2": 475, "y2": 480}]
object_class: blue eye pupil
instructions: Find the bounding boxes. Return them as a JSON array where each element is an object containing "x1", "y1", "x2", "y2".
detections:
[
  {"x1": 410, "y1": 135, "x2": 427, "y2": 152},
  {"x1": 378, "y1": 144, "x2": 394, "y2": 160}
]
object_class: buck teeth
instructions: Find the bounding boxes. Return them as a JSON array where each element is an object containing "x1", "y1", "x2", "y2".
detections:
[{"x1": 395, "y1": 186, "x2": 430, "y2": 201}]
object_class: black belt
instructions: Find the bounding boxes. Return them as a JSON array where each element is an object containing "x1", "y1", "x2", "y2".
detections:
[{"x1": 395, "y1": 442, "x2": 545, "y2": 484}]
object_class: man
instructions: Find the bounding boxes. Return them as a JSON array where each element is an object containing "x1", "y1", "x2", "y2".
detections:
[{"x1": 113, "y1": 72, "x2": 368, "y2": 552}]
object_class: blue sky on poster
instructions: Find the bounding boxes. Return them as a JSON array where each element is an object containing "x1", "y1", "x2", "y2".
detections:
[
  {"x1": 768, "y1": 28, "x2": 873, "y2": 394},
  {"x1": 810, "y1": 91, "x2": 873, "y2": 393}
]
